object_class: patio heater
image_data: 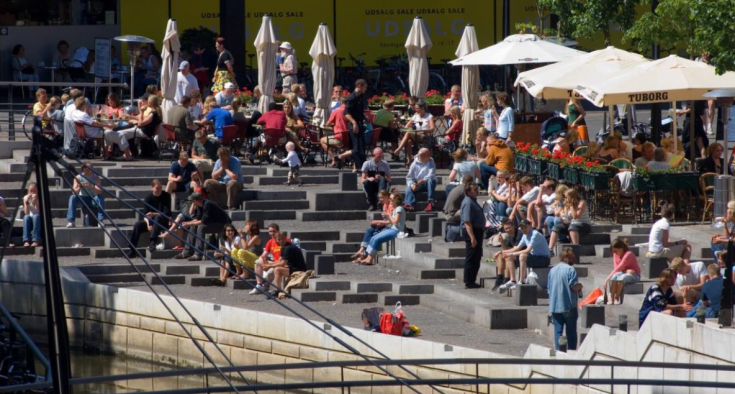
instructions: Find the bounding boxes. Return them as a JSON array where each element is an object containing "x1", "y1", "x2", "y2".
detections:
[{"x1": 114, "y1": 35, "x2": 155, "y2": 106}]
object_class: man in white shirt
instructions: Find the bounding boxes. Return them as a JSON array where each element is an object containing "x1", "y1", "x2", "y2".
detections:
[
  {"x1": 70, "y1": 97, "x2": 132, "y2": 159},
  {"x1": 508, "y1": 176, "x2": 540, "y2": 221},
  {"x1": 175, "y1": 61, "x2": 199, "y2": 105},
  {"x1": 671, "y1": 257, "x2": 707, "y2": 303}
]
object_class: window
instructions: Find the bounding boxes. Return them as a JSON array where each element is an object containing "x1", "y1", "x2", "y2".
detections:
[{"x1": 0, "y1": 0, "x2": 118, "y2": 26}]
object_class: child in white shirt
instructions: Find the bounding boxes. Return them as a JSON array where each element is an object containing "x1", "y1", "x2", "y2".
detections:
[{"x1": 282, "y1": 141, "x2": 302, "y2": 186}]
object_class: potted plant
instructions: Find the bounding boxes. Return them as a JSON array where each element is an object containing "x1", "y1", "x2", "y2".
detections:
[
  {"x1": 236, "y1": 87, "x2": 253, "y2": 104},
  {"x1": 526, "y1": 145, "x2": 548, "y2": 176},
  {"x1": 562, "y1": 154, "x2": 585, "y2": 185},
  {"x1": 424, "y1": 90, "x2": 446, "y2": 117},
  {"x1": 547, "y1": 150, "x2": 567, "y2": 180},
  {"x1": 579, "y1": 160, "x2": 609, "y2": 190},
  {"x1": 631, "y1": 166, "x2": 678, "y2": 191},
  {"x1": 514, "y1": 142, "x2": 532, "y2": 173}
]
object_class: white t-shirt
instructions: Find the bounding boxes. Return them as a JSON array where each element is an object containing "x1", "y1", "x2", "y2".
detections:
[
  {"x1": 71, "y1": 110, "x2": 103, "y2": 138},
  {"x1": 676, "y1": 261, "x2": 707, "y2": 288},
  {"x1": 648, "y1": 218, "x2": 670, "y2": 254},
  {"x1": 541, "y1": 193, "x2": 556, "y2": 214},
  {"x1": 521, "y1": 186, "x2": 540, "y2": 203},
  {"x1": 411, "y1": 113, "x2": 433, "y2": 131},
  {"x1": 64, "y1": 103, "x2": 77, "y2": 120},
  {"x1": 175, "y1": 72, "x2": 199, "y2": 104},
  {"x1": 222, "y1": 236, "x2": 241, "y2": 253},
  {"x1": 188, "y1": 103, "x2": 203, "y2": 120}
]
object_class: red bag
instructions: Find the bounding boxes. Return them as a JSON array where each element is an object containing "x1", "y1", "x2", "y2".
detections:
[
  {"x1": 379, "y1": 302, "x2": 407, "y2": 336},
  {"x1": 578, "y1": 287, "x2": 603, "y2": 309}
]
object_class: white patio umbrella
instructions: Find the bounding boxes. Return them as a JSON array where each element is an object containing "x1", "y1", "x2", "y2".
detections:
[
  {"x1": 515, "y1": 46, "x2": 649, "y2": 99},
  {"x1": 160, "y1": 19, "x2": 180, "y2": 123},
  {"x1": 450, "y1": 34, "x2": 584, "y2": 66},
  {"x1": 255, "y1": 16, "x2": 279, "y2": 115},
  {"x1": 575, "y1": 55, "x2": 735, "y2": 156},
  {"x1": 309, "y1": 23, "x2": 337, "y2": 127},
  {"x1": 455, "y1": 24, "x2": 480, "y2": 144},
  {"x1": 405, "y1": 16, "x2": 432, "y2": 98}
]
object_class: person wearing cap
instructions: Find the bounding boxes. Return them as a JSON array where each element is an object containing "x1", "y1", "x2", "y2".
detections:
[
  {"x1": 204, "y1": 146, "x2": 243, "y2": 210},
  {"x1": 460, "y1": 182, "x2": 484, "y2": 289},
  {"x1": 211, "y1": 36, "x2": 238, "y2": 93},
  {"x1": 174, "y1": 191, "x2": 231, "y2": 261},
  {"x1": 279, "y1": 42, "x2": 297, "y2": 93},
  {"x1": 215, "y1": 82, "x2": 236, "y2": 110},
  {"x1": 175, "y1": 61, "x2": 200, "y2": 105},
  {"x1": 499, "y1": 219, "x2": 551, "y2": 292},
  {"x1": 126, "y1": 179, "x2": 171, "y2": 257}
]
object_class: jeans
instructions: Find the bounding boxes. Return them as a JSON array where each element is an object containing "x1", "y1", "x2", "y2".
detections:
[
  {"x1": 495, "y1": 201, "x2": 508, "y2": 220},
  {"x1": 184, "y1": 222, "x2": 227, "y2": 256},
  {"x1": 23, "y1": 214, "x2": 42, "y2": 242},
  {"x1": 711, "y1": 241, "x2": 727, "y2": 259},
  {"x1": 362, "y1": 226, "x2": 387, "y2": 248},
  {"x1": 479, "y1": 162, "x2": 498, "y2": 189},
  {"x1": 129, "y1": 216, "x2": 169, "y2": 251},
  {"x1": 363, "y1": 177, "x2": 389, "y2": 207},
  {"x1": 463, "y1": 227, "x2": 484, "y2": 285},
  {"x1": 546, "y1": 216, "x2": 561, "y2": 234},
  {"x1": 67, "y1": 194, "x2": 106, "y2": 223},
  {"x1": 349, "y1": 123, "x2": 366, "y2": 169},
  {"x1": 366, "y1": 228, "x2": 399, "y2": 256},
  {"x1": 445, "y1": 183, "x2": 457, "y2": 196},
  {"x1": 404, "y1": 179, "x2": 436, "y2": 206},
  {"x1": 685, "y1": 300, "x2": 718, "y2": 318},
  {"x1": 552, "y1": 309, "x2": 578, "y2": 350},
  {"x1": 0, "y1": 218, "x2": 10, "y2": 245}
]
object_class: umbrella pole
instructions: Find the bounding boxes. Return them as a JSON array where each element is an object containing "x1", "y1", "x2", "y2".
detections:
[
  {"x1": 671, "y1": 102, "x2": 678, "y2": 155},
  {"x1": 690, "y1": 99, "x2": 696, "y2": 164},
  {"x1": 626, "y1": 105, "x2": 633, "y2": 141},
  {"x1": 724, "y1": 105, "x2": 729, "y2": 175},
  {"x1": 608, "y1": 106, "x2": 614, "y2": 136}
]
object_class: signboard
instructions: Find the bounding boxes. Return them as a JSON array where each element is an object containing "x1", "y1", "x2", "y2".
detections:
[{"x1": 94, "y1": 37, "x2": 112, "y2": 79}]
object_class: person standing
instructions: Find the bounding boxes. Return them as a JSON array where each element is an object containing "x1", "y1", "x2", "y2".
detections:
[
  {"x1": 279, "y1": 42, "x2": 298, "y2": 93},
  {"x1": 361, "y1": 148, "x2": 392, "y2": 211},
  {"x1": 548, "y1": 246, "x2": 583, "y2": 351},
  {"x1": 496, "y1": 92, "x2": 514, "y2": 141},
  {"x1": 175, "y1": 61, "x2": 200, "y2": 105},
  {"x1": 344, "y1": 79, "x2": 368, "y2": 170},
  {"x1": 461, "y1": 182, "x2": 484, "y2": 289},
  {"x1": 126, "y1": 179, "x2": 171, "y2": 256},
  {"x1": 211, "y1": 37, "x2": 238, "y2": 93},
  {"x1": 204, "y1": 147, "x2": 243, "y2": 210}
]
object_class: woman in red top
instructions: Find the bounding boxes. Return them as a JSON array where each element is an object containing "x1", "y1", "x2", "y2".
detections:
[
  {"x1": 444, "y1": 105, "x2": 463, "y2": 143},
  {"x1": 322, "y1": 96, "x2": 350, "y2": 167},
  {"x1": 603, "y1": 237, "x2": 642, "y2": 304},
  {"x1": 101, "y1": 93, "x2": 125, "y2": 119}
]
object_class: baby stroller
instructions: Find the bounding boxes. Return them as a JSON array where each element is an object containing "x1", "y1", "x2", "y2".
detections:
[{"x1": 540, "y1": 116, "x2": 568, "y2": 150}]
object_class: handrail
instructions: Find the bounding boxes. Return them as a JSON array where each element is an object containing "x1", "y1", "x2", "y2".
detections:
[{"x1": 0, "y1": 301, "x2": 51, "y2": 381}]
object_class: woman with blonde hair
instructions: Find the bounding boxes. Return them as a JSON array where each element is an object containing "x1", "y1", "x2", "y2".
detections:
[
  {"x1": 548, "y1": 188, "x2": 591, "y2": 252},
  {"x1": 639, "y1": 268, "x2": 692, "y2": 326},
  {"x1": 543, "y1": 184, "x2": 568, "y2": 235},
  {"x1": 444, "y1": 105, "x2": 463, "y2": 143},
  {"x1": 699, "y1": 142, "x2": 725, "y2": 175},
  {"x1": 121, "y1": 95, "x2": 163, "y2": 145},
  {"x1": 478, "y1": 93, "x2": 498, "y2": 133},
  {"x1": 553, "y1": 129, "x2": 578, "y2": 155},
  {"x1": 598, "y1": 134, "x2": 621, "y2": 162},
  {"x1": 447, "y1": 148, "x2": 481, "y2": 194}
]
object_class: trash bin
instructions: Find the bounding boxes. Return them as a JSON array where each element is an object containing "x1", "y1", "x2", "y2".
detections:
[{"x1": 714, "y1": 175, "x2": 735, "y2": 219}]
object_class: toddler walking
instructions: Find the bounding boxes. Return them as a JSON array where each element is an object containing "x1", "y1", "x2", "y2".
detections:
[{"x1": 283, "y1": 141, "x2": 302, "y2": 186}]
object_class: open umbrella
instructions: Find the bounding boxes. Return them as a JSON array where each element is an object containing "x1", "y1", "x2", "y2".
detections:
[
  {"x1": 405, "y1": 17, "x2": 432, "y2": 98},
  {"x1": 309, "y1": 23, "x2": 337, "y2": 127},
  {"x1": 160, "y1": 19, "x2": 180, "y2": 123},
  {"x1": 450, "y1": 34, "x2": 584, "y2": 66},
  {"x1": 255, "y1": 16, "x2": 279, "y2": 115},
  {"x1": 455, "y1": 24, "x2": 480, "y2": 144},
  {"x1": 515, "y1": 46, "x2": 649, "y2": 100}
]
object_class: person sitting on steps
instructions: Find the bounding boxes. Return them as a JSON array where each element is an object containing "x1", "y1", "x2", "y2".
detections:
[
  {"x1": 126, "y1": 179, "x2": 171, "y2": 257},
  {"x1": 498, "y1": 219, "x2": 551, "y2": 293},
  {"x1": 602, "y1": 237, "x2": 641, "y2": 305},
  {"x1": 403, "y1": 148, "x2": 437, "y2": 212}
]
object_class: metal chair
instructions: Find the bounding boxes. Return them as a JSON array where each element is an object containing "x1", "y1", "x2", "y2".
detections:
[
  {"x1": 572, "y1": 146, "x2": 588, "y2": 157},
  {"x1": 301, "y1": 124, "x2": 324, "y2": 165},
  {"x1": 610, "y1": 158, "x2": 633, "y2": 171},
  {"x1": 700, "y1": 172, "x2": 717, "y2": 223},
  {"x1": 73, "y1": 121, "x2": 104, "y2": 158},
  {"x1": 260, "y1": 128, "x2": 286, "y2": 165}
]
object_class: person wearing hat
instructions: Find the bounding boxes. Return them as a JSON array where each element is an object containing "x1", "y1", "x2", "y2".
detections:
[
  {"x1": 279, "y1": 42, "x2": 297, "y2": 93},
  {"x1": 174, "y1": 191, "x2": 231, "y2": 261},
  {"x1": 498, "y1": 219, "x2": 551, "y2": 292},
  {"x1": 460, "y1": 181, "x2": 484, "y2": 289},
  {"x1": 211, "y1": 36, "x2": 238, "y2": 94},
  {"x1": 175, "y1": 61, "x2": 200, "y2": 105},
  {"x1": 126, "y1": 179, "x2": 171, "y2": 257},
  {"x1": 215, "y1": 82, "x2": 236, "y2": 110}
]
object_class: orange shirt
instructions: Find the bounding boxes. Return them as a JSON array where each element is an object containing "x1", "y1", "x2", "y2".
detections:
[{"x1": 264, "y1": 237, "x2": 291, "y2": 261}]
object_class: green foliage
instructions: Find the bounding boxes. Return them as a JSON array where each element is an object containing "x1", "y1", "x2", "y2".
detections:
[
  {"x1": 537, "y1": 0, "x2": 578, "y2": 40},
  {"x1": 539, "y1": 0, "x2": 641, "y2": 46},
  {"x1": 180, "y1": 27, "x2": 218, "y2": 54}
]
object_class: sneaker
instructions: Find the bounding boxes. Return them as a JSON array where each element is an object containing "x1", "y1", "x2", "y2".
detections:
[
  {"x1": 549, "y1": 250, "x2": 556, "y2": 257},
  {"x1": 174, "y1": 252, "x2": 192, "y2": 260},
  {"x1": 66, "y1": 222, "x2": 75, "y2": 228},
  {"x1": 156, "y1": 243, "x2": 165, "y2": 251},
  {"x1": 403, "y1": 203, "x2": 415, "y2": 211},
  {"x1": 424, "y1": 203, "x2": 434, "y2": 212},
  {"x1": 465, "y1": 282, "x2": 481, "y2": 289},
  {"x1": 172, "y1": 246, "x2": 184, "y2": 251},
  {"x1": 97, "y1": 222, "x2": 105, "y2": 228},
  {"x1": 498, "y1": 281, "x2": 517, "y2": 294},
  {"x1": 188, "y1": 254, "x2": 203, "y2": 261},
  {"x1": 249, "y1": 284, "x2": 264, "y2": 295},
  {"x1": 148, "y1": 242, "x2": 157, "y2": 252}
]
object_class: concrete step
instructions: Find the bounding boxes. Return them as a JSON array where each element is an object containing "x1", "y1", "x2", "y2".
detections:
[
  {"x1": 350, "y1": 282, "x2": 393, "y2": 293},
  {"x1": 86, "y1": 273, "x2": 145, "y2": 284},
  {"x1": 242, "y1": 200, "x2": 310, "y2": 211},
  {"x1": 330, "y1": 243, "x2": 362, "y2": 253},
  {"x1": 148, "y1": 275, "x2": 187, "y2": 285},
  {"x1": 298, "y1": 211, "x2": 367, "y2": 221},
  {"x1": 421, "y1": 295, "x2": 475, "y2": 322},
  {"x1": 50, "y1": 208, "x2": 137, "y2": 220},
  {"x1": 378, "y1": 257, "x2": 456, "y2": 280},
  {"x1": 289, "y1": 231, "x2": 341, "y2": 242},
  {"x1": 164, "y1": 264, "x2": 201, "y2": 275},
  {"x1": 378, "y1": 293, "x2": 420, "y2": 306},
  {"x1": 593, "y1": 276, "x2": 647, "y2": 295},
  {"x1": 342, "y1": 232, "x2": 366, "y2": 243},
  {"x1": 257, "y1": 175, "x2": 339, "y2": 186},
  {"x1": 78, "y1": 263, "x2": 162, "y2": 275},
  {"x1": 310, "y1": 280, "x2": 352, "y2": 291},
  {"x1": 268, "y1": 168, "x2": 346, "y2": 176},
  {"x1": 256, "y1": 190, "x2": 308, "y2": 200},
  {"x1": 0, "y1": 173, "x2": 31, "y2": 182},
  {"x1": 392, "y1": 283, "x2": 434, "y2": 294},
  {"x1": 290, "y1": 289, "x2": 337, "y2": 302},
  {"x1": 429, "y1": 242, "x2": 465, "y2": 258},
  {"x1": 231, "y1": 210, "x2": 299, "y2": 222},
  {"x1": 337, "y1": 292, "x2": 378, "y2": 304}
]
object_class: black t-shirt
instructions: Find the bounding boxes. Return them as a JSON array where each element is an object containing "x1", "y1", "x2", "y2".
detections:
[
  {"x1": 141, "y1": 110, "x2": 161, "y2": 138},
  {"x1": 280, "y1": 243, "x2": 307, "y2": 273},
  {"x1": 201, "y1": 200, "x2": 231, "y2": 225},
  {"x1": 217, "y1": 50, "x2": 233, "y2": 70},
  {"x1": 170, "y1": 161, "x2": 197, "y2": 184},
  {"x1": 345, "y1": 91, "x2": 366, "y2": 124},
  {"x1": 144, "y1": 192, "x2": 172, "y2": 218}
]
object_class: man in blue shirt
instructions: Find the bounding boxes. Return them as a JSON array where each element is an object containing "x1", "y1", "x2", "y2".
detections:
[
  {"x1": 202, "y1": 147, "x2": 243, "y2": 210},
  {"x1": 500, "y1": 220, "x2": 551, "y2": 290},
  {"x1": 548, "y1": 247, "x2": 583, "y2": 351},
  {"x1": 686, "y1": 263, "x2": 723, "y2": 318},
  {"x1": 166, "y1": 152, "x2": 198, "y2": 194},
  {"x1": 202, "y1": 105, "x2": 233, "y2": 140}
]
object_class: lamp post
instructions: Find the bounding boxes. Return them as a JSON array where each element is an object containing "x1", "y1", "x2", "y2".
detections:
[{"x1": 114, "y1": 35, "x2": 155, "y2": 105}]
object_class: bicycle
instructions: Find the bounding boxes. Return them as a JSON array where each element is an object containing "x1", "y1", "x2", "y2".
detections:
[{"x1": 426, "y1": 58, "x2": 447, "y2": 93}]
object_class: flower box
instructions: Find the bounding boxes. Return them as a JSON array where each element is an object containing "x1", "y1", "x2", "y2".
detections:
[
  {"x1": 562, "y1": 167, "x2": 579, "y2": 184},
  {"x1": 514, "y1": 155, "x2": 528, "y2": 173},
  {"x1": 428, "y1": 104, "x2": 445, "y2": 117},
  {"x1": 579, "y1": 171, "x2": 609, "y2": 190},
  {"x1": 674, "y1": 172, "x2": 698, "y2": 190},
  {"x1": 547, "y1": 162, "x2": 562, "y2": 180},
  {"x1": 632, "y1": 175, "x2": 658, "y2": 191},
  {"x1": 527, "y1": 158, "x2": 545, "y2": 176}
]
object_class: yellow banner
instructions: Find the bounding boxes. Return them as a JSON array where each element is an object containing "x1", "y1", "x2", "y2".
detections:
[{"x1": 335, "y1": 1, "x2": 498, "y2": 66}]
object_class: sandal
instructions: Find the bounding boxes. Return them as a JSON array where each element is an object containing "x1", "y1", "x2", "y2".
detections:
[
  {"x1": 359, "y1": 260, "x2": 375, "y2": 266},
  {"x1": 23, "y1": 242, "x2": 30, "y2": 247},
  {"x1": 31, "y1": 242, "x2": 39, "y2": 247}
]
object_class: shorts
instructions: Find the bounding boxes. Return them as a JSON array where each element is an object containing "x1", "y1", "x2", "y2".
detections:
[
  {"x1": 648, "y1": 244, "x2": 686, "y2": 260},
  {"x1": 526, "y1": 254, "x2": 551, "y2": 268},
  {"x1": 192, "y1": 159, "x2": 213, "y2": 173},
  {"x1": 325, "y1": 137, "x2": 343, "y2": 147},
  {"x1": 611, "y1": 271, "x2": 641, "y2": 284}
]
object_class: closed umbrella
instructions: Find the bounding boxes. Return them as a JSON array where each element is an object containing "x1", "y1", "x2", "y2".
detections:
[
  {"x1": 309, "y1": 23, "x2": 337, "y2": 127},
  {"x1": 160, "y1": 19, "x2": 180, "y2": 123},
  {"x1": 405, "y1": 16, "x2": 432, "y2": 98},
  {"x1": 255, "y1": 16, "x2": 279, "y2": 115},
  {"x1": 456, "y1": 24, "x2": 480, "y2": 145}
]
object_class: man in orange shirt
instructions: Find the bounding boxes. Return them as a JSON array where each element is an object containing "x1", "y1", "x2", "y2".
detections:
[{"x1": 480, "y1": 132, "x2": 514, "y2": 189}]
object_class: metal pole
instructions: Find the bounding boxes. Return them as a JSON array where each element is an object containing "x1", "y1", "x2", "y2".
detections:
[
  {"x1": 690, "y1": 100, "x2": 696, "y2": 161},
  {"x1": 650, "y1": 0, "x2": 661, "y2": 145},
  {"x1": 723, "y1": 104, "x2": 729, "y2": 174},
  {"x1": 33, "y1": 129, "x2": 72, "y2": 394}
]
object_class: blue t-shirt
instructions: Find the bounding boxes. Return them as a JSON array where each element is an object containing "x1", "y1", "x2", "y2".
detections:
[
  {"x1": 519, "y1": 229, "x2": 550, "y2": 256},
  {"x1": 701, "y1": 277, "x2": 723, "y2": 316},
  {"x1": 205, "y1": 108, "x2": 234, "y2": 139},
  {"x1": 212, "y1": 155, "x2": 242, "y2": 184},
  {"x1": 170, "y1": 160, "x2": 197, "y2": 185},
  {"x1": 547, "y1": 262, "x2": 579, "y2": 314}
]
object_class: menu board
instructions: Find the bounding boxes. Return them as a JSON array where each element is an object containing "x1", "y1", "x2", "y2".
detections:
[{"x1": 94, "y1": 37, "x2": 112, "y2": 79}]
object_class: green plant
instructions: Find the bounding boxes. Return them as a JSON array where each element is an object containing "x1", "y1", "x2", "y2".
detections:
[
  {"x1": 424, "y1": 90, "x2": 445, "y2": 105},
  {"x1": 633, "y1": 165, "x2": 677, "y2": 179},
  {"x1": 180, "y1": 27, "x2": 218, "y2": 54}
]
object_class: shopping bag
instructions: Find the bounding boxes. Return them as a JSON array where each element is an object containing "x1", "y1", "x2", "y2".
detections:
[{"x1": 578, "y1": 287, "x2": 603, "y2": 309}]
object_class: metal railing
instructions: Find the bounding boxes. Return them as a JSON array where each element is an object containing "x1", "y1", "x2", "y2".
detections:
[
  {"x1": 0, "y1": 81, "x2": 128, "y2": 140},
  {"x1": 0, "y1": 301, "x2": 51, "y2": 383}
]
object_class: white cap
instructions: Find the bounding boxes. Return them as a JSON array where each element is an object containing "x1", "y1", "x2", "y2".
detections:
[
  {"x1": 178, "y1": 61, "x2": 190, "y2": 70},
  {"x1": 279, "y1": 42, "x2": 293, "y2": 50},
  {"x1": 224, "y1": 82, "x2": 235, "y2": 89}
]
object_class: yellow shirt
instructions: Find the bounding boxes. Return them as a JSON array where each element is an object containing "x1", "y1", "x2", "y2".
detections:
[{"x1": 33, "y1": 102, "x2": 50, "y2": 128}]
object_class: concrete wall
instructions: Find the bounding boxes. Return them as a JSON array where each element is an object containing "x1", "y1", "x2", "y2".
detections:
[{"x1": 0, "y1": 25, "x2": 121, "y2": 82}]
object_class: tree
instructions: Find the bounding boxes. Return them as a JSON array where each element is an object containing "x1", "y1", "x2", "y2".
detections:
[
  {"x1": 537, "y1": 0, "x2": 578, "y2": 40},
  {"x1": 539, "y1": 0, "x2": 641, "y2": 46}
]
